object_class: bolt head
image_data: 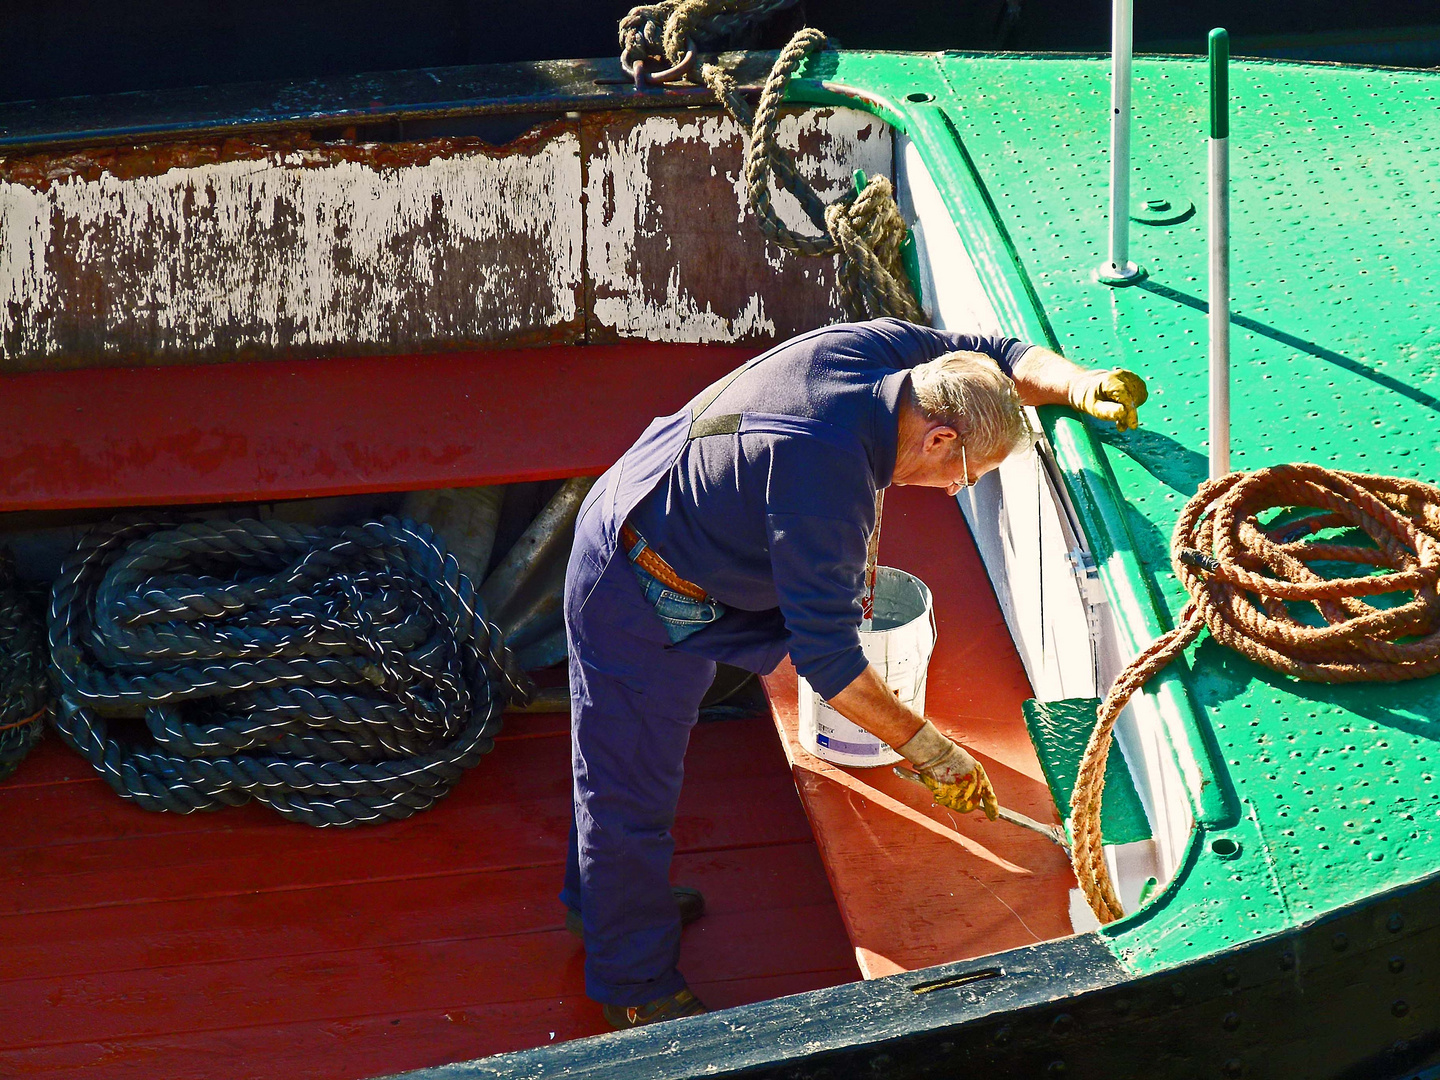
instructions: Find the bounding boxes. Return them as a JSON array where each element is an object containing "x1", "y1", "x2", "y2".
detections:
[
  {"x1": 1223, "y1": 1011, "x2": 1241, "y2": 1032},
  {"x1": 1388, "y1": 913, "x2": 1406, "y2": 933},
  {"x1": 1393, "y1": 1000, "x2": 1410, "y2": 1018},
  {"x1": 1390, "y1": 956, "x2": 1406, "y2": 974}
]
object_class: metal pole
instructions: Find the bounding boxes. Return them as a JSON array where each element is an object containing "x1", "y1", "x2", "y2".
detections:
[
  {"x1": 1097, "y1": 0, "x2": 1143, "y2": 285},
  {"x1": 1208, "y1": 28, "x2": 1231, "y2": 479}
]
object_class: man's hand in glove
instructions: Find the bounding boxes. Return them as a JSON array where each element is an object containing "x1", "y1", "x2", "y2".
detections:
[
  {"x1": 1067, "y1": 368, "x2": 1148, "y2": 432},
  {"x1": 897, "y1": 720, "x2": 999, "y2": 820}
]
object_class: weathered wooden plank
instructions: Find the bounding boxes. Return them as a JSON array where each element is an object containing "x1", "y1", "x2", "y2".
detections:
[
  {"x1": 581, "y1": 106, "x2": 892, "y2": 344},
  {"x1": 0, "y1": 125, "x2": 586, "y2": 370}
]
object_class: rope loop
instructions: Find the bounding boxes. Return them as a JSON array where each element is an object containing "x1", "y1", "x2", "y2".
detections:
[
  {"x1": 1072, "y1": 464, "x2": 1440, "y2": 923},
  {"x1": 618, "y1": 0, "x2": 922, "y2": 321},
  {"x1": 48, "y1": 516, "x2": 533, "y2": 826},
  {"x1": 619, "y1": 0, "x2": 801, "y2": 85}
]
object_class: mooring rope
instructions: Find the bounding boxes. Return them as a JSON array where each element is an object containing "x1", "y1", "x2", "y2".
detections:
[
  {"x1": 619, "y1": 0, "x2": 800, "y2": 76},
  {"x1": 1072, "y1": 464, "x2": 1440, "y2": 923},
  {"x1": 620, "y1": 2, "x2": 923, "y2": 323},
  {"x1": 48, "y1": 516, "x2": 533, "y2": 827},
  {"x1": 0, "y1": 551, "x2": 49, "y2": 782}
]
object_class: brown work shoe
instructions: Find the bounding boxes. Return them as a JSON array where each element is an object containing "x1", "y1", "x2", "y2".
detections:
[
  {"x1": 602, "y1": 986, "x2": 707, "y2": 1029},
  {"x1": 565, "y1": 885, "x2": 706, "y2": 937}
]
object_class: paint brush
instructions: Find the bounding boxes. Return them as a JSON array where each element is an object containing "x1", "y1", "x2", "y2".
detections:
[{"x1": 893, "y1": 767, "x2": 1071, "y2": 853}]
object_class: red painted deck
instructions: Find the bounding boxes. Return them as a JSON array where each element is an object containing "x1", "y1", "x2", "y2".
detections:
[
  {"x1": 0, "y1": 711, "x2": 860, "y2": 1078},
  {"x1": 764, "y1": 485, "x2": 1076, "y2": 978},
  {"x1": 0, "y1": 341, "x2": 1073, "y2": 1076}
]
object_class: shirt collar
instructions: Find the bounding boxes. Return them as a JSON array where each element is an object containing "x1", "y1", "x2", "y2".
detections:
[{"x1": 874, "y1": 370, "x2": 909, "y2": 488}]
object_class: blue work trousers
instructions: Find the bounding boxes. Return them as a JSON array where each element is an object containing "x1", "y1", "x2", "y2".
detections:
[{"x1": 560, "y1": 514, "x2": 718, "y2": 1006}]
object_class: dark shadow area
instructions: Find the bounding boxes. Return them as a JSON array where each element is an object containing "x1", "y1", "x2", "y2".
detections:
[
  {"x1": 1094, "y1": 424, "x2": 1208, "y2": 496},
  {"x1": 1138, "y1": 279, "x2": 1440, "y2": 418},
  {"x1": 3, "y1": 0, "x2": 1439, "y2": 104}
]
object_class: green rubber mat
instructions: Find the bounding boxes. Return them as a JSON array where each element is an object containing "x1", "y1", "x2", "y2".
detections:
[{"x1": 1023, "y1": 698, "x2": 1152, "y2": 846}]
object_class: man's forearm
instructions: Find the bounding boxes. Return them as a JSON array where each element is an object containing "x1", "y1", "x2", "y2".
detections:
[
  {"x1": 824, "y1": 664, "x2": 926, "y2": 748},
  {"x1": 1009, "y1": 345, "x2": 1091, "y2": 408}
]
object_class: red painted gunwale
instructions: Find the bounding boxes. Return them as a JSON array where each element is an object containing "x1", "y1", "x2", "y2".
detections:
[{"x1": 0, "y1": 344, "x2": 756, "y2": 512}]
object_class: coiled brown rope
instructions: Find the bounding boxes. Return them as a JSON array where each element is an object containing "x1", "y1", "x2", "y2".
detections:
[
  {"x1": 620, "y1": 2, "x2": 923, "y2": 322},
  {"x1": 1073, "y1": 463, "x2": 1440, "y2": 923}
]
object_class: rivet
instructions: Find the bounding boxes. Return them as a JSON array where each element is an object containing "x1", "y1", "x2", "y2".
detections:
[
  {"x1": 1223, "y1": 1011, "x2": 1241, "y2": 1032},
  {"x1": 1113, "y1": 996, "x2": 1132, "y2": 1015},
  {"x1": 1332, "y1": 932, "x2": 1348, "y2": 951},
  {"x1": 993, "y1": 1025, "x2": 1013, "y2": 1046},
  {"x1": 1051, "y1": 1012, "x2": 1075, "y2": 1035},
  {"x1": 1047, "y1": 1061, "x2": 1067, "y2": 1077},
  {"x1": 1280, "y1": 951, "x2": 1296, "y2": 971},
  {"x1": 1223, "y1": 967, "x2": 1240, "y2": 988},
  {"x1": 1393, "y1": 1000, "x2": 1409, "y2": 1018},
  {"x1": 1223, "y1": 1059, "x2": 1243, "y2": 1078},
  {"x1": 869, "y1": 1054, "x2": 892, "y2": 1073},
  {"x1": 1391, "y1": 1038, "x2": 1410, "y2": 1056},
  {"x1": 1388, "y1": 913, "x2": 1405, "y2": 933},
  {"x1": 938, "y1": 1042, "x2": 955, "y2": 1055},
  {"x1": 1144, "y1": 198, "x2": 1171, "y2": 211},
  {"x1": 1389, "y1": 956, "x2": 1405, "y2": 974},
  {"x1": 1171, "y1": 982, "x2": 1187, "y2": 1001}
]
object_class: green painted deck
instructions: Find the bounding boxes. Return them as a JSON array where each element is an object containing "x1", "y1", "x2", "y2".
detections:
[{"x1": 793, "y1": 51, "x2": 1440, "y2": 975}]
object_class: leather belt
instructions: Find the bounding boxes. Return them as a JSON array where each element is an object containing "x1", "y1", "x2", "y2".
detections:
[{"x1": 619, "y1": 524, "x2": 709, "y2": 602}]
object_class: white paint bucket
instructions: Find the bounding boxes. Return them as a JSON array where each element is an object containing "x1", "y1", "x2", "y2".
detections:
[{"x1": 797, "y1": 566, "x2": 936, "y2": 768}]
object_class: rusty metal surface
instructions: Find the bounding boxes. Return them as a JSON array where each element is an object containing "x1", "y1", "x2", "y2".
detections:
[
  {"x1": 581, "y1": 106, "x2": 892, "y2": 345},
  {"x1": 0, "y1": 129, "x2": 558, "y2": 189},
  {"x1": 0, "y1": 75, "x2": 894, "y2": 369},
  {"x1": 0, "y1": 122, "x2": 587, "y2": 371},
  {"x1": 0, "y1": 54, "x2": 785, "y2": 154}
]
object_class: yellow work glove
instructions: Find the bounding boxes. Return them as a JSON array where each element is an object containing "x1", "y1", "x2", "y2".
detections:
[
  {"x1": 1067, "y1": 368, "x2": 1148, "y2": 432},
  {"x1": 897, "y1": 720, "x2": 999, "y2": 821}
]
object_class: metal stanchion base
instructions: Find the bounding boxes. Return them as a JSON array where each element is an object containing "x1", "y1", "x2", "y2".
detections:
[{"x1": 1094, "y1": 260, "x2": 1148, "y2": 287}]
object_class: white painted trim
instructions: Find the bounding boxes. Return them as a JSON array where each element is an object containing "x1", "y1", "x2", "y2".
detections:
[{"x1": 896, "y1": 131, "x2": 1195, "y2": 904}]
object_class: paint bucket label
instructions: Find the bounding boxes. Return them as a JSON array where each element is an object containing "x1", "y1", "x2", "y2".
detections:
[{"x1": 798, "y1": 567, "x2": 935, "y2": 768}]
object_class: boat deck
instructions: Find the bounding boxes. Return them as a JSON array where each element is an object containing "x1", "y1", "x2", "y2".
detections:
[
  {"x1": 763, "y1": 484, "x2": 1076, "y2": 979},
  {"x1": 0, "y1": 338, "x2": 1083, "y2": 1076},
  {"x1": 0, "y1": 708, "x2": 860, "y2": 1078},
  {"x1": 796, "y1": 50, "x2": 1440, "y2": 975},
  {"x1": 0, "y1": 342, "x2": 865, "y2": 1078}
]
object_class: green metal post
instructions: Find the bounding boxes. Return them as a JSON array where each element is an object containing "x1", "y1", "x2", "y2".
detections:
[{"x1": 1208, "y1": 28, "x2": 1231, "y2": 480}]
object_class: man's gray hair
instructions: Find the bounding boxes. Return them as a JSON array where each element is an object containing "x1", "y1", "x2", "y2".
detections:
[{"x1": 910, "y1": 350, "x2": 1031, "y2": 464}]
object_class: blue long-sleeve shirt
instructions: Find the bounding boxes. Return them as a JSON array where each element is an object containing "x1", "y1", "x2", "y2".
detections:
[{"x1": 627, "y1": 318, "x2": 1031, "y2": 698}]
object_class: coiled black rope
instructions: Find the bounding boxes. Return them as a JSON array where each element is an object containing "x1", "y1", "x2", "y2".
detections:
[
  {"x1": 0, "y1": 551, "x2": 49, "y2": 782},
  {"x1": 48, "y1": 516, "x2": 533, "y2": 826}
]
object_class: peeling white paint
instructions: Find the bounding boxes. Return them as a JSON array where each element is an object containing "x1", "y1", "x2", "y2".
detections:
[
  {"x1": 0, "y1": 184, "x2": 52, "y2": 349},
  {"x1": 1, "y1": 107, "x2": 894, "y2": 362},
  {"x1": 1, "y1": 136, "x2": 584, "y2": 360},
  {"x1": 587, "y1": 107, "x2": 893, "y2": 342}
]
